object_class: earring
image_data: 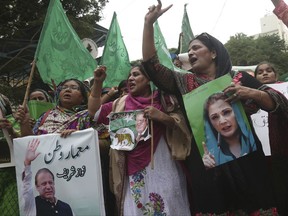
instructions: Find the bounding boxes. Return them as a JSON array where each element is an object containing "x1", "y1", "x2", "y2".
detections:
[{"x1": 217, "y1": 132, "x2": 221, "y2": 147}]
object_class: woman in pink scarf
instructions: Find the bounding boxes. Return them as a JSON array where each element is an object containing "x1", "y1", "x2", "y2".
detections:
[{"x1": 88, "y1": 64, "x2": 191, "y2": 216}]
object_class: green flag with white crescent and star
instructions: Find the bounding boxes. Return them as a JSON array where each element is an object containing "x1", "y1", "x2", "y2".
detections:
[
  {"x1": 35, "y1": 0, "x2": 97, "y2": 85},
  {"x1": 100, "y1": 12, "x2": 131, "y2": 88}
]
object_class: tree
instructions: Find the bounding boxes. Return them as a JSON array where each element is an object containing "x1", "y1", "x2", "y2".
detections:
[
  {"x1": 0, "y1": 0, "x2": 108, "y2": 39},
  {"x1": 225, "y1": 33, "x2": 288, "y2": 77},
  {"x1": 0, "y1": 0, "x2": 108, "y2": 103}
]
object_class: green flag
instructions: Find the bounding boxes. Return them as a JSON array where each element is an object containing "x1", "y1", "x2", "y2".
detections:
[
  {"x1": 154, "y1": 21, "x2": 174, "y2": 70},
  {"x1": 100, "y1": 12, "x2": 131, "y2": 88},
  {"x1": 28, "y1": 100, "x2": 55, "y2": 120},
  {"x1": 180, "y1": 4, "x2": 194, "y2": 54},
  {"x1": 154, "y1": 21, "x2": 188, "y2": 73},
  {"x1": 35, "y1": 0, "x2": 97, "y2": 85}
]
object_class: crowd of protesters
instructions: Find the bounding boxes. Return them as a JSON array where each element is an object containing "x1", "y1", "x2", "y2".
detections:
[{"x1": 1, "y1": 0, "x2": 288, "y2": 215}]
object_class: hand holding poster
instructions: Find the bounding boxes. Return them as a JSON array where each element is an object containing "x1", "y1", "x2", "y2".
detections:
[
  {"x1": 183, "y1": 74, "x2": 257, "y2": 168},
  {"x1": 14, "y1": 128, "x2": 105, "y2": 216},
  {"x1": 251, "y1": 82, "x2": 288, "y2": 155}
]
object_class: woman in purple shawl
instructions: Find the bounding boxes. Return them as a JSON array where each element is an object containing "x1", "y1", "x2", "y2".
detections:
[{"x1": 88, "y1": 64, "x2": 191, "y2": 216}]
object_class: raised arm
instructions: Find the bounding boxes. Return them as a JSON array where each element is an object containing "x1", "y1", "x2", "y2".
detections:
[
  {"x1": 88, "y1": 66, "x2": 107, "y2": 118},
  {"x1": 15, "y1": 105, "x2": 34, "y2": 137},
  {"x1": 271, "y1": 0, "x2": 280, "y2": 7},
  {"x1": 272, "y1": 0, "x2": 288, "y2": 27},
  {"x1": 22, "y1": 139, "x2": 41, "y2": 216},
  {"x1": 142, "y1": 0, "x2": 172, "y2": 61}
]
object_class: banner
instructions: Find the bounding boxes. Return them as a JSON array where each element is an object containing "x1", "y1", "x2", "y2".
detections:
[
  {"x1": 14, "y1": 128, "x2": 105, "y2": 215},
  {"x1": 183, "y1": 74, "x2": 256, "y2": 167},
  {"x1": 251, "y1": 82, "x2": 288, "y2": 156},
  {"x1": 180, "y1": 4, "x2": 194, "y2": 54},
  {"x1": 35, "y1": 0, "x2": 97, "y2": 85},
  {"x1": 100, "y1": 12, "x2": 131, "y2": 88}
]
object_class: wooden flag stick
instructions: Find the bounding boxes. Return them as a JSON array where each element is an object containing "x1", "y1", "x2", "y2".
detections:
[
  {"x1": 150, "y1": 92, "x2": 154, "y2": 169},
  {"x1": 179, "y1": 32, "x2": 183, "y2": 54},
  {"x1": 22, "y1": 60, "x2": 36, "y2": 107}
]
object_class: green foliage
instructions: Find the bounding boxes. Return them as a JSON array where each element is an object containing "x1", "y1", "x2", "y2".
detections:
[
  {"x1": 225, "y1": 33, "x2": 288, "y2": 77},
  {"x1": 0, "y1": 0, "x2": 108, "y2": 39},
  {"x1": 0, "y1": 0, "x2": 108, "y2": 104}
]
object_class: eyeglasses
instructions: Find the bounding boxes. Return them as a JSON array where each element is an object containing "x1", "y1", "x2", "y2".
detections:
[{"x1": 60, "y1": 85, "x2": 80, "y2": 91}]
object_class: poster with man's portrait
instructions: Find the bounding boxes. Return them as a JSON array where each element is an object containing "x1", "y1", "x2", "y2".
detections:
[
  {"x1": 109, "y1": 109, "x2": 151, "y2": 151},
  {"x1": 13, "y1": 128, "x2": 105, "y2": 216},
  {"x1": 182, "y1": 74, "x2": 257, "y2": 168}
]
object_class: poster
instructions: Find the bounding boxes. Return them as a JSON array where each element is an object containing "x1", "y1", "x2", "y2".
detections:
[
  {"x1": 13, "y1": 128, "x2": 105, "y2": 216},
  {"x1": 109, "y1": 109, "x2": 151, "y2": 151},
  {"x1": 183, "y1": 74, "x2": 257, "y2": 168},
  {"x1": 251, "y1": 82, "x2": 288, "y2": 156}
]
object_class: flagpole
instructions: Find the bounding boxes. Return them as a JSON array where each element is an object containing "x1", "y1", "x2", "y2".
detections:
[
  {"x1": 179, "y1": 33, "x2": 183, "y2": 54},
  {"x1": 150, "y1": 93, "x2": 154, "y2": 169},
  {"x1": 22, "y1": 59, "x2": 36, "y2": 107}
]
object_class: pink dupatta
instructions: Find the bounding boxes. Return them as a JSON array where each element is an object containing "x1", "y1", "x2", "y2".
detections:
[{"x1": 125, "y1": 91, "x2": 165, "y2": 175}]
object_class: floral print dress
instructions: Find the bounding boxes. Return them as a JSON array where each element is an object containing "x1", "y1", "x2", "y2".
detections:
[{"x1": 123, "y1": 136, "x2": 191, "y2": 216}]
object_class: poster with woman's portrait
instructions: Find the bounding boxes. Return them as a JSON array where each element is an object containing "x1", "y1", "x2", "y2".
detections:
[{"x1": 182, "y1": 74, "x2": 257, "y2": 168}]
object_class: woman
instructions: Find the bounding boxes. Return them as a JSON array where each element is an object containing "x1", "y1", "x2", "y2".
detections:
[
  {"x1": 142, "y1": 0, "x2": 288, "y2": 214},
  {"x1": 254, "y1": 61, "x2": 280, "y2": 84},
  {"x1": 27, "y1": 88, "x2": 54, "y2": 129},
  {"x1": 255, "y1": 61, "x2": 288, "y2": 215},
  {"x1": 202, "y1": 92, "x2": 256, "y2": 169},
  {"x1": 29, "y1": 88, "x2": 53, "y2": 102},
  {"x1": 88, "y1": 64, "x2": 191, "y2": 216},
  {"x1": 16, "y1": 79, "x2": 91, "y2": 137}
]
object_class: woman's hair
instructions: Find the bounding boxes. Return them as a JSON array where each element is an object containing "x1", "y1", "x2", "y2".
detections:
[
  {"x1": 55, "y1": 78, "x2": 90, "y2": 107},
  {"x1": 29, "y1": 88, "x2": 53, "y2": 103},
  {"x1": 189, "y1": 32, "x2": 232, "y2": 78},
  {"x1": 118, "y1": 80, "x2": 127, "y2": 90},
  {"x1": 254, "y1": 61, "x2": 278, "y2": 77},
  {"x1": 130, "y1": 62, "x2": 149, "y2": 79}
]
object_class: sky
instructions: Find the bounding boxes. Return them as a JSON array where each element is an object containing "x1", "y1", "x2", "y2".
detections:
[{"x1": 97, "y1": 0, "x2": 277, "y2": 61}]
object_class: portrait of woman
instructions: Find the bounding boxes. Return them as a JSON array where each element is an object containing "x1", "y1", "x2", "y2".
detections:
[{"x1": 202, "y1": 92, "x2": 257, "y2": 168}]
